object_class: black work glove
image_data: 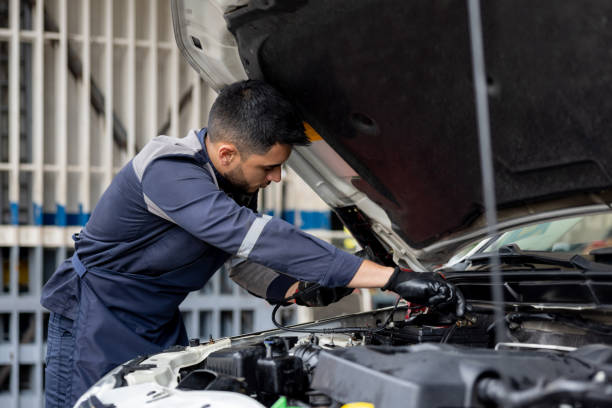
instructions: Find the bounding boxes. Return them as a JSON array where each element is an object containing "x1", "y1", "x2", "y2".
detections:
[
  {"x1": 294, "y1": 282, "x2": 354, "y2": 307},
  {"x1": 382, "y1": 267, "x2": 466, "y2": 317}
]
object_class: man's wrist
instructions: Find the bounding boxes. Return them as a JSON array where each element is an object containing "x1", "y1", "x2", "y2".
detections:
[
  {"x1": 284, "y1": 281, "x2": 299, "y2": 301},
  {"x1": 382, "y1": 267, "x2": 400, "y2": 291},
  {"x1": 382, "y1": 267, "x2": 416, "y2": 291},
  {"x1": 347, "y1": 260, "x2": 395, "y2": 288},
  {"x1": 266, "y1": 274, "x2": 298, "y2": 304}
]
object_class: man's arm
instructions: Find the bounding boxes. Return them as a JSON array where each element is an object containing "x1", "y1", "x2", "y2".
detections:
[
  {"x1": 227, "y1": 257, "x2": 297, "y2": 303},
  {"x1": 283, "y1": 260, "x2": 391, "y2": 297},
  {"x1": 142, "y1": 157, "x2": 362, "y2": 287},
  {"x1": 346, "y1": 259, "x2": 394, "y2": 287},
  {"x1": 229, "y1": 258, "x2": 355, "y2": 306},
  {"x1": 285, "y1": 260, "x2": 466, "y2": 316},
  {"x1": 283, "y1": 261, "x2": 391, "y2": 295},
  {"x1": 143, "y1": 158, "x2": 464, "y2": 314}
]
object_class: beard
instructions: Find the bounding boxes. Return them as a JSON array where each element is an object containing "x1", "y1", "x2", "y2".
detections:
[{"x1": 223, "y1": 165, "x2": 255, "y2": 195}]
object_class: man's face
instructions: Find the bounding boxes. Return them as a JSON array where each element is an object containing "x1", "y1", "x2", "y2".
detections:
[{"x1": 224, "y1": 143, "x2": 292, "y2": 194}]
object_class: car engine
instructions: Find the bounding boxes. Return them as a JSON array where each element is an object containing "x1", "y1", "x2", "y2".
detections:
[{"x1": 78, "y1": 304, "x2": 612, "y2": 408}]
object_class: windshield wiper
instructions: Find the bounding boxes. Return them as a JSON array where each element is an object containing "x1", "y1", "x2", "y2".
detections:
[{"x1": 466, "y1": 244, "x2": 611, "y2": 272}]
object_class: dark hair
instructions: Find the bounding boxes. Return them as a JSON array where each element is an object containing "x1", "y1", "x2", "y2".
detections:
[{"x1": 208, "y1": 80, "x2": 310, "y2": 155}]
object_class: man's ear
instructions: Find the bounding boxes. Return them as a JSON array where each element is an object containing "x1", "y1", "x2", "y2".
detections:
[{"x1": 217, "y1": 143, "x2": 240, "y2": 166}]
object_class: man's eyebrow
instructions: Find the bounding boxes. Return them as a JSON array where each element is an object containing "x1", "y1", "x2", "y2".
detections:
[{"x1": 264, "y1": 162, "x2": 283, "y2": 167}]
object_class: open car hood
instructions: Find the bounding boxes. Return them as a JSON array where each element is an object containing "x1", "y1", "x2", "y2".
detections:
[{"x1": 171, "y1": 0, "x2": 612, "y2": 267}]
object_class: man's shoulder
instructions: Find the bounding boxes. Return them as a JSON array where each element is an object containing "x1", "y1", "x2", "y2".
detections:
[{"x1": 133, "y1": 130, "x2": 205, "y2": 181}]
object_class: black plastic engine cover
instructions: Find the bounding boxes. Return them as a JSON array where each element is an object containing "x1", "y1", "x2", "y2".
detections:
[
  {"x1": 310, "y1": 344, "x2": 598, "y2": 407},
  {"x1": 370, "y1": 324, "x2": 490, "y2": 347},
  {"x1": 256, "y1": 355, "x2": 306, "y2": 396},
  {"x1": 205, "y1": 344, "x2": 266, "y2": 393}
]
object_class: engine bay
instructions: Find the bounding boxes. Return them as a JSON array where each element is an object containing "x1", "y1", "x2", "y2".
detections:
[{"x1": 91, "y1": 304, "x2": 612, "y2": 408}]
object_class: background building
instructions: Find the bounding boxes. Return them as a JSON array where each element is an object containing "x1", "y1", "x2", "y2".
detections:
[{"x1": 0, "y1": 0, "x2": 360, "y2": 406}]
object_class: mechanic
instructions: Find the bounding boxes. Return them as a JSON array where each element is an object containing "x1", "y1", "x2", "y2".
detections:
[{"x1": 41, "y1": 80, "x2": 465, "y2": 407}]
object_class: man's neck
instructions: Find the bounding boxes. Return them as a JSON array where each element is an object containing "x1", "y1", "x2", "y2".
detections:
[{"x1": 204, "y1": 134, "x2": 222, "y2": 171}]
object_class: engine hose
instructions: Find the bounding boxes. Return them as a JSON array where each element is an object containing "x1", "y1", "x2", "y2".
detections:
[{"x1": 477, "y1": 377, "x2": 612, "y2": 407}]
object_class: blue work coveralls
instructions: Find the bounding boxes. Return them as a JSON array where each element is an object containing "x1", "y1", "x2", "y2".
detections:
[{"x1": 41, "y1": 129, "x2": 362, "y2": 407}]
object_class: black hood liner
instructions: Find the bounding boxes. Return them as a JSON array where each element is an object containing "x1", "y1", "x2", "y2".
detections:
[{"x1": 227, "y1": 0, "x2": 612, "y2": 248}]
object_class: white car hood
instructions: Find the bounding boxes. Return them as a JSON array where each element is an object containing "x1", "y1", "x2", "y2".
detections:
[{"x1": 171, "y1": 0, "x2": 612, "y2": 266}]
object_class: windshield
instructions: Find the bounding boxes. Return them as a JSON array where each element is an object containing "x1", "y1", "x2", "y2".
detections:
[{"x1": 483, "y1": 212, "x2": 612, "y2": 255}]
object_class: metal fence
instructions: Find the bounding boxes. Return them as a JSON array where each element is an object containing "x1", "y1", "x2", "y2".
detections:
[{"x1": 0, "y1": 1, "x2": 277, "y2": 406}]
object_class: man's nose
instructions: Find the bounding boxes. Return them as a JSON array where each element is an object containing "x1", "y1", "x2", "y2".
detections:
[{"x1": 268, "y1": 167, "x2": 282, "y2": 183}]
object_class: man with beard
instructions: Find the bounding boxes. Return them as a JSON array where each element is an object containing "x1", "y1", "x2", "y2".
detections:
[{"x1": 41, "y1": 80, "x2": 465, "y2": 407}]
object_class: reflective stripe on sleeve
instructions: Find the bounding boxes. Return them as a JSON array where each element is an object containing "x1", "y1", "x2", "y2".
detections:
[{"x1": 236, "y1": 214, "x2": 272, "y2": 258}]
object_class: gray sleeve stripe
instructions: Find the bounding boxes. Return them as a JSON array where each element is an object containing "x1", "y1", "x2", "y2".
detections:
[
  {"x1": 143, "y1": 193, "x2": 176, "y2": 223},
  {"x1": 132, "y1": 130, "x2": 203, "y2": 182},
  {"x1": 236, "y1": 214, "x2": 272, "y2": 258}
]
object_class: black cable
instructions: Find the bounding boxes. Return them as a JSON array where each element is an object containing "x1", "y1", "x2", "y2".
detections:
[
  {"x1": 271, "y1": 290, "x2": 405, "y2": 335},
  {"x1": 380, "y1": 295, "x2": 403, "y2": 327},
  {"x1": 440, "y1": 323, "x2": 457, "y2": 344}
]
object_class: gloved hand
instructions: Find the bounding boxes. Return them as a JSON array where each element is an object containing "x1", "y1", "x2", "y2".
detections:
[
  {"x1": 294, "y1": 282, "x2": 354, "y2": 307},
  {"x1": 382, "y1": 267, "x2": 466, "y2": 316}
]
